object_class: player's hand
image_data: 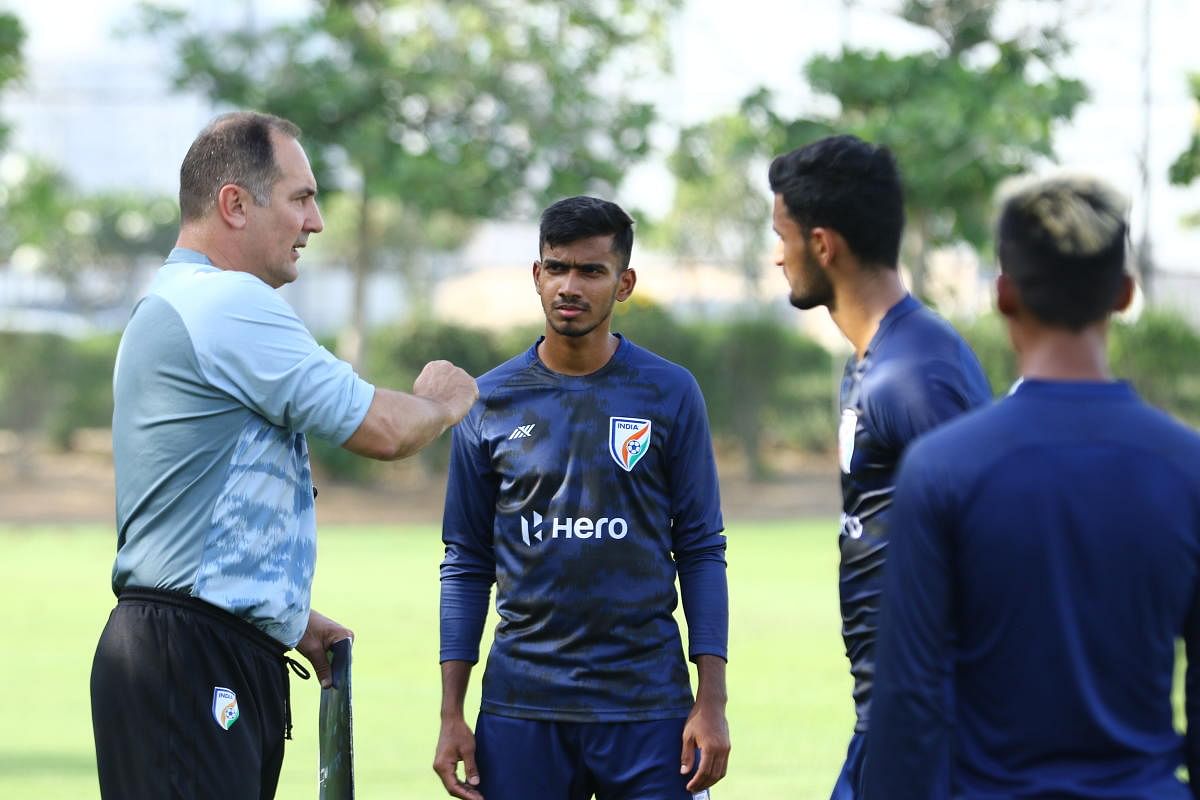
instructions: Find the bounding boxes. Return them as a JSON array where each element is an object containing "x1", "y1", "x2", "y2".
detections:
[
  {"x1": 681, "y1": 697, "x2": 731, "y2": 792},
  {"x1": 295, "y1": 609, "x2": 353, "y2": 689},
  {"x1": 433, "y1": 716, "x2": 484, "y2": 800},
  {"x1": 413, "y1": 360, "x2": 478, "y2": 427}
]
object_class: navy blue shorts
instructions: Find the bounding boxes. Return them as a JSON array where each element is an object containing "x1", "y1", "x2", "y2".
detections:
[
  {"x1": 830, "y1": 731, "x2": 866, "y2": 800},
  {"x1": 475, "y1": 712, "x2": 701, "y2": 800}
]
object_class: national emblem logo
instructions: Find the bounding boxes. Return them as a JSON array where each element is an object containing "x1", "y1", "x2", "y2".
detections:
[
  {"x1": 212, "y1": 686, "x2": 240, "y2": 731},
  {"x1": 609, "y1": 417, "x2": 652, "y2": 473}
]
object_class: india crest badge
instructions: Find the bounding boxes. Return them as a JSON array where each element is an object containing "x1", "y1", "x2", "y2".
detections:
[
  {"x1": 609, "y1": 417, "x2": 652, "y2": 473},
  {"x1": 212, "y1": 687, "x2": 240, "y2": 731}
]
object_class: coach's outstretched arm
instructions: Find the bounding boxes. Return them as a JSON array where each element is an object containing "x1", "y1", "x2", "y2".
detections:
[{"x1": 343, "y1": 360, "x2": 478, "y2": 460}]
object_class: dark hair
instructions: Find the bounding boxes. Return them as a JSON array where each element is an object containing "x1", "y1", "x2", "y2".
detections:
[
  {"x1": 539, "y1": 196, "x2": 635, "y2": 269},
  {"x1": 179, "y1": 111, "x2": 302, "y2": 223},
  {"x1": 768, "y1": 134, "x2": 905, "y2": 268},
  {"x1": 996, "y1": 175, "x2": 1128, "y2": 330}
]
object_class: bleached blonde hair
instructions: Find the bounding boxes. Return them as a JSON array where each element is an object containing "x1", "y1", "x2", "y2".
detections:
[
  {"x1": 995, "y1": 173, "x2": 1129, "y2": 330},
  {"x1": 995, "y1": 173, "x2": 1128, "y2": 259}
]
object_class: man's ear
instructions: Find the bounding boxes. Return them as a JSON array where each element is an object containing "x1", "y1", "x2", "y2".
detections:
[
  {"x1": 531, "y1": 260, "x2": 542, "y2": 293},
  {"x1": 1112, "y1": 274, "x2": 1135, "y2": 312},
  {"x1": 996, "y1": 272, "x2": 1020, "y2": 318},
  {"x1": 616, "y1": 267, "x2": 637, "y2": 302},
  {"x1": 216, "y1": 184, "x2": 249, "y2": 230},
  {"x1": 809, "y1": 227, "x2": 837, "y2": 271}
]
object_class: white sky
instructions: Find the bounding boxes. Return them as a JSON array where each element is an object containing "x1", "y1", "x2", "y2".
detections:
[{"x1": 4, "y1": 0, "x2": 1199, "y2": 271}]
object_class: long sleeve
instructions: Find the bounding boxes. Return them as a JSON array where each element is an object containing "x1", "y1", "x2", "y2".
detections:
[
  {"x1": 439, "y1": 411, "x2": 498, "y2": 663},
  {"x1": 1186, "y1": 587, "x2": 1200, "y2": 798},
  {"x1": 668, "y1": 375, "x2": 728, "y2": 661},
  {"x1": 863, "y1": 443, "x2": 955, "y2": 799}
]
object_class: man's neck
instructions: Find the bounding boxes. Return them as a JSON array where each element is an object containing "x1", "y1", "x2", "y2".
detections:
[
  {"x1": 537, "y1": 328, "x2": 620, "y2": 376},
  {"x1": 829, "y1": 267, "x2": 908, "y2": 359},
  {"x1": 175, "y1": 228, "x2": 239, "y2": 273},
  {"x1": 1016, "y1": 323, "x2": 1112, "y2": 381}
]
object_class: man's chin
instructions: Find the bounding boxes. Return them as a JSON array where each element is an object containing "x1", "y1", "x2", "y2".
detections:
[
  {"x1": 549, "y1": 321, "x2": 594, "y2": 338},
  {"x1": 789, "y1": 293, "x2": 828, "y2": 311}
]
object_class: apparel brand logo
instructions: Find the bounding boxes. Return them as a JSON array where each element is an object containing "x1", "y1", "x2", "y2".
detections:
[
  {"x1": 509, "y1": 424, "x2": 536, "y2": 440},
  {"x1": 212, "y1": 687, "x2": 240, "y2": 731},
  {"x1": 608, "y1": 417, "x2": 651, "y2": 472},
  {"x1": 519, "y1": 511, "x2": 628, "y2": 546}
]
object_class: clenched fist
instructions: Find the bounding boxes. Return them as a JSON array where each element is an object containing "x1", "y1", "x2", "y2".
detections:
[{"x1": 413, "y1": 360, "x2": 479, "y2": 427}]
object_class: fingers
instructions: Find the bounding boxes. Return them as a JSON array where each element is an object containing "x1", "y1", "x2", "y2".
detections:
[
  {"x1": 433, "y1": 754, "x2": 484, "y2": 800},
  {"x1": 463, "y1": 748, "x2": 481, "y2": 789},
  {"x1": 685, "y1": 742, "x2": 730, "y2": 792},
  {"x1": 305, "y1": 647, "x2": 334, "y2": 689},
  {"x1": 413, "y1": 360, "x2": 479, "y2": 424},
  {"x1": 680, "y1": 731, "x2": 696, "y2": 775},
  {"x1": 685, "y1": 744, "x2": 712, "y2": 792}
]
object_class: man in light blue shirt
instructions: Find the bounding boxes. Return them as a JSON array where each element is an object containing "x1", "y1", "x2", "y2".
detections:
[{"x1": 90, "y1": 111, "x2": 478, "y2": 800}]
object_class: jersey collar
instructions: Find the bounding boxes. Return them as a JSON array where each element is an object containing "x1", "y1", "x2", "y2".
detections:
[{"x1": 863, "y1": 293, "x2": 920, "y2": 359}]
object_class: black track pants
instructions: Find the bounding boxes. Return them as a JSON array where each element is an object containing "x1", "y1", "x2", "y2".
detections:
[{"x1": 90, "y1": 589, "x2": 304, "y2": 800}]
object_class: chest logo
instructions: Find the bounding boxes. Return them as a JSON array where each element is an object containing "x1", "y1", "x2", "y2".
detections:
[
  {"x1": 838, "y1": 408, "x2": 858, "y2": 474},
  {"x1": 509, "y1": 424, "x2": 536, "y2": 440},
  {"x1": 609, "y1": 417, "x2": 652, "y2": 472}
]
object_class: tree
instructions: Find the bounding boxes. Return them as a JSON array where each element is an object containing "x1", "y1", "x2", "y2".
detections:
[
  {"x1": 652, "y1": 103, "x2": 781, "y2": 304},
  {"x1": 748, "y1": 0, "x2": 1087, "y2": 299},
  {"x1": 0, "y1": 156, "x2": 178, "y2": 310},
  {"x1": 0, "y1": 11, "x2": 24, "y2": 152},
  {"x1": 140, "y1": 0, "x2": 679, "y2": 367},
  {"x1": 1169, "y1": 72, "x2": 1200, "y2": 227}
]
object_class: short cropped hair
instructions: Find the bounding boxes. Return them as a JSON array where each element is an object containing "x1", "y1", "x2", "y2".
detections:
[
  {"x1": 769, "y1": 135, "x2": 906, "y2": 268},
  {"x1": 995, "y1": 174, "x2": 1129, "y2": 330},
  {"x1": 179, "y1": 111, "x2": 302, "y2": 223},
  {"x1": 539, "y1": 196, "x2": 635, "y2": 269}
]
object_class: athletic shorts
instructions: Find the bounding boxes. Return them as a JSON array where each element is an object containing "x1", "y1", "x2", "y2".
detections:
[
  {"x1": 90, "y1": 588, "x2": 306, "y2": 800},
  {"x1": 831, "y1": 731, "x2": 866, "y2": 800},
  {"x1": 475, "y1": 711, "x2": 703, "y2": 800}
]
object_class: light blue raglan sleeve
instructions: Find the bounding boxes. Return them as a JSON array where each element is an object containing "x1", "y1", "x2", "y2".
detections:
[{"x1": 188, "y1": 275, "x2": 375, "y2": 444}]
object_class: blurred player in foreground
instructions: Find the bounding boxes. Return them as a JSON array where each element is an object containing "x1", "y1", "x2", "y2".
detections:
[
  {"x1": 865, "y1": 174, "x2": 1200, "y2": 799},
  {"x1": 91, "y1": 111, "x2": 477, "y2": 800},
  {"x1": 768, "y1": 134, "x2": 992, "y2": 799},
  {"x1": 433, "y1": 196, "x2": 730, "y2": 800}
]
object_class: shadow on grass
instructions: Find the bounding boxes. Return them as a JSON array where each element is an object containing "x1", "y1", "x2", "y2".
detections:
[{"x1": 0, "y1": 751, "x2": 96, "y2": 777}]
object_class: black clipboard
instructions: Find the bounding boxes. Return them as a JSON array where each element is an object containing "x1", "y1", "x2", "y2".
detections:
[{"x1": 318, "y1": 637, "x2": 354, "y2": 799}]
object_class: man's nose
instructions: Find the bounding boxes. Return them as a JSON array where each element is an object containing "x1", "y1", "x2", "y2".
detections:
[
  {"x1": 557, "y1": 270, "x2": 582, "y2": 296},
  {"x1": 307, "y1": 200, "x2": 325, "y2": 234}
]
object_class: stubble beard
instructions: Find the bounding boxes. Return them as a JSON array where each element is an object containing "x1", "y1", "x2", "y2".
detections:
[{"x1": 788, "y1": 253, "x2": 833, "y2": 310}]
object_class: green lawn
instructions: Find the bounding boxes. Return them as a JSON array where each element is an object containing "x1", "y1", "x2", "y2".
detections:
[{"x1": 0, "y1": 521, "x2": 854, "y2": 799}]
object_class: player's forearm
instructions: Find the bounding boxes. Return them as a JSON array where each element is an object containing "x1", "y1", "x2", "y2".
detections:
[
  {"x1": 678, "y1": 547, "x2": 729, "y2": 661},
  {"x1": 694, "y1": 654, "x2": 728, "y2": 708},
  {"x1": 439, "y1": 574, "x2": 491, "y2": 663},
  {"x1": 439, "y1": 660, "x2": 474, "y2": 720}
]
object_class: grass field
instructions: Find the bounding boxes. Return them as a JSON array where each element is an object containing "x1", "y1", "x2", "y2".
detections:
[{"x1": 0, "y1": 520, "x2": 854, "y2": 799}]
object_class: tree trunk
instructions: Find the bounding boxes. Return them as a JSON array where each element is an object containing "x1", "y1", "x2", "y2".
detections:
[
  {"x1": 903, "y1": 213, "x2": 932, "y2": 302},
  {"x1": 338, "y1": 182, "x2": 372, "y2": 372}
]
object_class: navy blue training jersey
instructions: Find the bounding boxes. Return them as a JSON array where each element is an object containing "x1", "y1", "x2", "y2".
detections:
[
  {"x1": 439, "y1": 335, "x2": 728, "y2": 722},
  {"x1": 866, "y1": 380, "x2": 1200, "y2": 800},
  {"x1": 837, "y1": 294, "x2": 991, "y2": 732}
]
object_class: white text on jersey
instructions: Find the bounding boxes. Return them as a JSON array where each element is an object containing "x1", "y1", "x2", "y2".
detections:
[{"x1": 521, "y1": 512, "x2": 628, "y2": 546}]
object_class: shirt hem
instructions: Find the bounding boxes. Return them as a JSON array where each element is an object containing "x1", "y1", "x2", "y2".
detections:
[{"x1": 480, "y1": 700, "x2": 693, "y2": 723}]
